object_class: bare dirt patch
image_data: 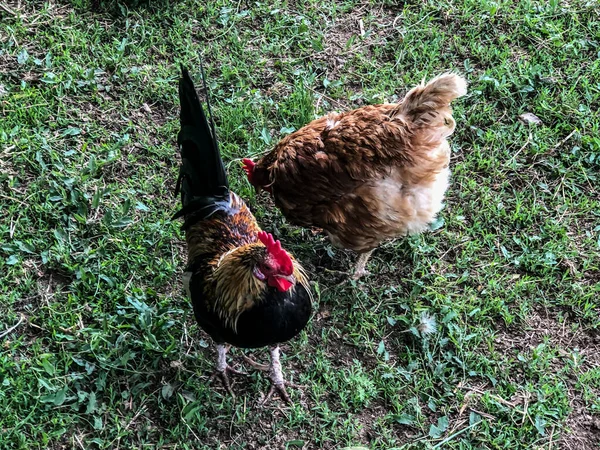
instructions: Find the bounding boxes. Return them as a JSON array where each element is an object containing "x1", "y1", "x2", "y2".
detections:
[
  {"x1": 494, "y1": 308, "x2": 600, "y2": 449},
  {"x1": 312, "y1": 2, "x2": 405, "y2": 111}
]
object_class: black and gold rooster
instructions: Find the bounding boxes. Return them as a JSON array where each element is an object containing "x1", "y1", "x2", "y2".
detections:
[{"x1": 174, "y1": 66, "x2": 311, "y2": 404}]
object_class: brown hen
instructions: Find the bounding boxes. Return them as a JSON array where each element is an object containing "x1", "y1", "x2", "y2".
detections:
[{"x1": 243, "y1": 73, "x2": 467, "y2": 278}]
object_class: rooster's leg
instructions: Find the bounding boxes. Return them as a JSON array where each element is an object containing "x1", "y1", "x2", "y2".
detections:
[
  {"x1": 260, "y1": 346, "x2": 302, "y2": 405},
  {"x1": 209, "y1": 344, "x2": 246, "y2": 397},
  {"x1": 352, "y1": 250, "x2": 374, "y2": 279}
]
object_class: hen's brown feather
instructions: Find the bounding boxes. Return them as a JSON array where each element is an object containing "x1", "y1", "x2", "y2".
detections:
[{"x1": 250, "y1": 73, "x2": 467, "y2": 253}]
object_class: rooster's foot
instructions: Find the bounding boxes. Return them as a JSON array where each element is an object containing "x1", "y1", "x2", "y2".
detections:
[
  {"x1": 209, "y1": 344, "x2": 246, "y2": 397},
  {"x1": 261, "y1": 379, "x2": 303, "y2": 405},
  {"x1": 209, "y1": 367, "x2": 246, "y2": 397},
  {"x1": 259, "y1": 346, "x2": 303, "y2": 406},
  {"x1": 242, "y1": 354, "x2": 270, "y2": 371},
  {"x1": 322, "y1": 268, "x2": 348, "y2": 276}
]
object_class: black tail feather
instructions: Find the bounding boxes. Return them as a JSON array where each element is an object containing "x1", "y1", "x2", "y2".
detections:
[{"x1": 173, "y1": 65, "x2": 230, "y2": 227}]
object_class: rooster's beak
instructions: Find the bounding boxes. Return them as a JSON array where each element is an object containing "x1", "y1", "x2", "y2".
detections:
[{"x1": 275, "y1": 274, "x2": 296, "y2": 284}]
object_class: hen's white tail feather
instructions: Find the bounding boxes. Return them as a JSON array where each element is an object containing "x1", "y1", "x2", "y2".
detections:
[{"x1": 394, "y1": 73, "x2": 467, "y2": 133}]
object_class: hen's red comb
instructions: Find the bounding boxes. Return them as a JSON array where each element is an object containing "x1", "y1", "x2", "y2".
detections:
[
  {"x1": 242, "y1": 158, "x2": 255, "y2": 183},
  {"x1": 258, "y1": 231, "x2": 293, "y2": 275}
]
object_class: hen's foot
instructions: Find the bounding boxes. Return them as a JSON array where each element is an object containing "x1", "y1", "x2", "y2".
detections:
[
  {"x1": 351, "y1": 250, "x2": 374, "y2": 280},
  {"x1": 351, "y1": 268, "x2": 371, "y2": 279},
  {"x1": 208, "y1": 344, "x2": 246, "y2": 397}
]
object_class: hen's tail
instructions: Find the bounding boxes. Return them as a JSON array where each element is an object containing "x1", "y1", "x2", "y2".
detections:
[
  {"x1": 393, "y1": 73, "x2": 467, "y2": 138},
  {"x1": 173, "y1": 65, "x2": 230, "y2": 228}
]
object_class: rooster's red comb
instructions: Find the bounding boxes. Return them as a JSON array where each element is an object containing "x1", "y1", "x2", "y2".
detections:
[
  {"x1": 242, "y1": 158, "x2": 255, "y2": 183},
  {"x1": 257, "y1": 231, "x2": 293, "y2": 275}
]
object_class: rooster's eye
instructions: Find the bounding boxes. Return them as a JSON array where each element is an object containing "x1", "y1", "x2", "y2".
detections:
[{"x1": 261, "y1": 263, "x2": 275, "y2": 274}]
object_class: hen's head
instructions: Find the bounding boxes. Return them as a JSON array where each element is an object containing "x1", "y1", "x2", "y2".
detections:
[
  {"x1": 253, "y1": 231, "x2": 295, "y2": 292},
  {"x1": 242, "y1": 159, "x2": 272, "y2": 194},
  {"x1": 242, "y1": 158, "x2": 256, "y2": 184}
]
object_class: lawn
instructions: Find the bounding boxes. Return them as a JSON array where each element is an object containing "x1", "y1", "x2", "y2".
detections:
[{"x1": 1, "y1": 0, "x2": 599, "y2": 448}]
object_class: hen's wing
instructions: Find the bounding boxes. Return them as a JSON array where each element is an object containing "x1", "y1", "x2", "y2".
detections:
[
  {"x1": 263, "y1": 105, "x2": 405, "y2": 225},
  {"x1": 258, "y1": 74, "x2": 466, "y2": 246}
]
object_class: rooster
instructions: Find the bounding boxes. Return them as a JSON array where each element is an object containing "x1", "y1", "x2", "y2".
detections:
[
  {"x1": 243, "y1": 73, "x2": 467, "y2": 278},
  {"x1": 174, "y1": 66, "x2": 311, "y2": 403}
]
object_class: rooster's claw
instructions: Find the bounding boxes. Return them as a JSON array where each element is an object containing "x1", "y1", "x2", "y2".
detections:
[
  {"x1": 242, "y1": 354, "x2": 270, "y2": 371},
  {"x1": 209, "y1": 344, "x2": 246, "y2": 397},
  {"x1": 209, "y1": 365, "x2": 247, "y2": 397},
  {"x1": 260, "y1": 379, "x2": 304, "y2": 406},
  {"x1": 256, "y1": 346, "x2": 304, "y2": 406}
]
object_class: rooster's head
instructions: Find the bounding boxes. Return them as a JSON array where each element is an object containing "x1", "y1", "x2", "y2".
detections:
[{"x1": 252, "y1": 231, "x2": 295, "y2": 292}]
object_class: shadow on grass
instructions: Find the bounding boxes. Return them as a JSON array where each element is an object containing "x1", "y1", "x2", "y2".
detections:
[{"x1": 61, "y1": 0, "x2": 175, "y2": 17}]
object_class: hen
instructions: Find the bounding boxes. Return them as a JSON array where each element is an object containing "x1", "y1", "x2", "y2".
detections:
[
  {"x1": 243, "y1": 73, "x2": 467, "y2": 278},
  {"x1": 174, "y1": 66, "x2": 311, "y2": 403}
]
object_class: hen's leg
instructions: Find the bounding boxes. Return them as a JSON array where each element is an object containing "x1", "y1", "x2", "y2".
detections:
[
  {"x1": 209, "y1": 344, "x2": 246, "y2": 397},
  {"x1": 352, "y1": 250, "x2": 374, "y2": 279},
  {"x1": 310, "y1": 227, "x2": 324, "y2": 235},
  {"x1": 260, "y1": 346, "x2": 302, "y2": 405}
]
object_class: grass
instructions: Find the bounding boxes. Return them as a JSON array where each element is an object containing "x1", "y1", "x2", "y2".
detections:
[{"x1": 1, "y1": 0, "x2": 599, "y2": 448}]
